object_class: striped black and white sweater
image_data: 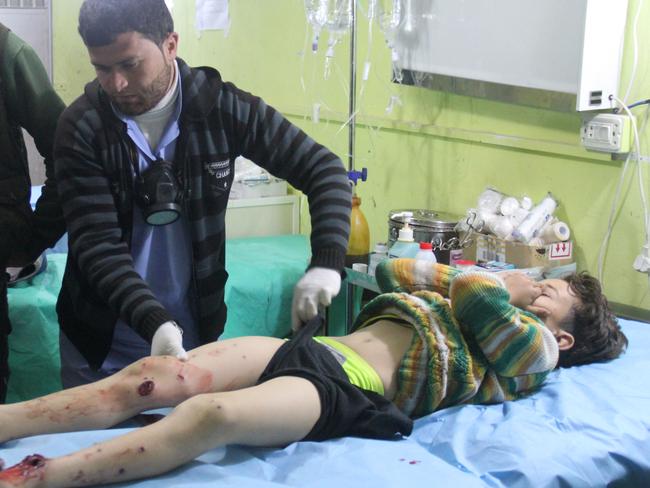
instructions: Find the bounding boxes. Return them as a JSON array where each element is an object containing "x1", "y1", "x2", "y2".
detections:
[{"x1": 54, "y1": 58, "x2": 351, "y2": 368}]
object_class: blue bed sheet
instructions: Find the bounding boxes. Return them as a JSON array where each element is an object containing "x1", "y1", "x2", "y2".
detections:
[{"x1": 2, "y1": 319, "x2": 649, "y2": 487}]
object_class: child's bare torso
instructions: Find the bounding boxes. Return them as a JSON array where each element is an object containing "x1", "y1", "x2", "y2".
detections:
[{"x1": 335, "y1": 320, "x2": 414, "y2": 399}]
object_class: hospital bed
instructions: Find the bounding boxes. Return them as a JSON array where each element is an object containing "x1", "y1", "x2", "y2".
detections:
[
  {"x1": 6, "y1": 234, "x2": 310, "y2": 402},
  {"x1": 5, "y1": 236, "x2": 650, "y2": 487}
]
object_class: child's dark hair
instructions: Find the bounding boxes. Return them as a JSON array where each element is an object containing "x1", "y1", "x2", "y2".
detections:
[
  {"x1": 78, "y1": 0, "x2": 173, "y2": 47},
  {"x1": 557, "y1": 272, "x2": 628, "y2": 368}
]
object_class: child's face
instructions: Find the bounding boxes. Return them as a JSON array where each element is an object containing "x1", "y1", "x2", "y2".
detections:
[{"x1": 526, "y1": 279, "x2": 579, "y2": 349}]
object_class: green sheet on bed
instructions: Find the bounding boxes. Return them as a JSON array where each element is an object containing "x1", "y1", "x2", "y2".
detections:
[
  {"x1": 6, "y1": 254, "x2": 65, "y2": 403},
  {"x1": 6, "y1": 235, "x2": 310, "y2": 403},
  {"x1": 222, "y1": 235, "x2": 310, "y2": 338}
]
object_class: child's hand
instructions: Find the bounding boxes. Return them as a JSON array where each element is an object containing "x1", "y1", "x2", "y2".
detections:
[{"x1": 501, "y1": 272, "x2": 542, "y2": 309}]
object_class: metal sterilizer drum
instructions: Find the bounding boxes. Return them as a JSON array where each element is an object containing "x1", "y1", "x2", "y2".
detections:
[{"x1": 388, "y1": 209, "x2": 463, "y2": 265}]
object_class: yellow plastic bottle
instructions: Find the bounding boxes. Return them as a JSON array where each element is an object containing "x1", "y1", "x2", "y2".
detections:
[{"x1": 346, "y1": 194, "x2": 370, "y2": 267}]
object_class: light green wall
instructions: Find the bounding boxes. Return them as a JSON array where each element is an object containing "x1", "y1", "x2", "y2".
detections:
[{"x1": 52, "y1": 1, "x2": 650, "y2": 317}]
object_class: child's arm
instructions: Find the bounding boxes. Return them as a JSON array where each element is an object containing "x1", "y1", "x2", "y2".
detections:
[
  {"x1": 375, "y1": 258, "x2": 461, "y2": 296},
  {"x1": 500, "y1": 271, "x2": 543, "y2": 309},
  {"x1": 449, "y1": 271, "x2": 558, "y2": 377}
]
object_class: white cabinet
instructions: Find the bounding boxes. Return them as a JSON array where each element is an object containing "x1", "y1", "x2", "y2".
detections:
[
  {"x1": 395, "y1": 0, "x2": 629, "y2": 112},
  {"x1": 226, "y1": 195, "x2": 300, "y2": 238}
]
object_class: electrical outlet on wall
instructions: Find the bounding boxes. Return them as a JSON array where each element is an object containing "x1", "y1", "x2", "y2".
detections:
[{"x1": 581, "y1": 113, "x2": 633, "y2": 153}]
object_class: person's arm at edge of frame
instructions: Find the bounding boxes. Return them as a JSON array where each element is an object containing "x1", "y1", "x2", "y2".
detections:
[{"x1": 3, "y1": 32, "x2": 66, "y2": 261}]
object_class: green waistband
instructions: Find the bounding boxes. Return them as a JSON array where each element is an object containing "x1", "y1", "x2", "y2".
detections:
[{"x1": 313, "y1": 336, "x2": 384, "y2": 395}]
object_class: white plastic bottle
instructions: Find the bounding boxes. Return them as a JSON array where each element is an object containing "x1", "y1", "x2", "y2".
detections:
[
  {"x1": 512, "y1": 194, "x2": 557, "y2": 244},
  {"x1": 477, "y1": 187, "x2": 504, "y2": 214},
  {"x1": 388, "y1": 222, "x2": 420, "y2": 259},
  {"x1": 537, "y1": 220, "x2": 571, "y2": 244},
  {"x1": 368, "y1": 242, "x2": 389, "y2": 276},
  {"x1": 414, "y1": 242, "x2": 437, "y2": 263}
]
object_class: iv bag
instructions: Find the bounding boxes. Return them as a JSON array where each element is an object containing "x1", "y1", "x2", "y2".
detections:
[
  {"x1": 377, "y1": 0, "x2": 405, "y2": 82},
  {"x1": 305, "y1": 0, "x2": 328, "y2": 52},
  {"x1": 326, "y1": 0, "x2": 353, "y2": 33},
  {"x1": 322, "y1": 0, "x2": 353, "y2": 78},
  {"x1": 377, "y1": 0, "x2": 403, "y2": 48}
]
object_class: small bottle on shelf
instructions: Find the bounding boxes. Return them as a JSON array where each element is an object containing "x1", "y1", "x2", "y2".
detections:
[
  {"x1": 368, "y1": 242, "x2": 389, "y2": 276},
  {"x1": 414, "y1": 241, "x2": 437, "y2": 263},
  {"x1": 388, "y1": 223, "x2": 420, "y2": 259}
]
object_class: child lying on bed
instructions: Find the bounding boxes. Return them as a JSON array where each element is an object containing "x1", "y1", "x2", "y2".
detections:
[{"x1": 0, "y1": 259, "x2": 627, "y2": 487}]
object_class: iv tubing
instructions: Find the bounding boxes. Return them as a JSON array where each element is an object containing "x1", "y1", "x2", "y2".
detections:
[
  {"x1": 356, "y1": 0, "x2": 375, "y2": 111},
  {"x1": 610, "y1": 95, "x2": 648, "y2": 246},
  {"x1": 597, "y1": 101, "x2": 650, "y2": 283},
  {"x1": 596, "y1": 0, "x2": 646, "y2": 284}
]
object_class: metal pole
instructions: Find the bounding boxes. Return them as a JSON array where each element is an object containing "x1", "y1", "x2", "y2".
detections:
[{"x1": 348, "y1": 0, "x2": 357, "y2": 172}]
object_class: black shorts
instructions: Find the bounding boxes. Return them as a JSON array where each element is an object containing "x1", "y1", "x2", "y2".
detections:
[{"x1": 257, "y1": 316, "x2": 413, "y2": 441}]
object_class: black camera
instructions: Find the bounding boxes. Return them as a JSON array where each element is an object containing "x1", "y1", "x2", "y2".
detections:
[{"x1": 134, "y1": 159, "x2": 183, "y2": 226}]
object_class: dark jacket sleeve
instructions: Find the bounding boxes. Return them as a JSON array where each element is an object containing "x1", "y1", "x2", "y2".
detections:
[
  {"x1": 221, "y1": 84, "x2": 352, "y2": 272},
  {"x1": 3, "y1": 32, "x2": 66, "y2": 259}
]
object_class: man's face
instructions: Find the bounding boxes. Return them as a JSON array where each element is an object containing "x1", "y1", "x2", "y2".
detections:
[{"x1": 88, "y1": 31, "x2": 178, "y2": 116}]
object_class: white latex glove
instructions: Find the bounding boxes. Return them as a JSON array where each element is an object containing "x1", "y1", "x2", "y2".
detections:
[
  {"x1": 150, "y1": 321, "x2": 188, "y2": 360},
  {"x1": 291, "y1": 267, "x2": 341, "y2": 331}
]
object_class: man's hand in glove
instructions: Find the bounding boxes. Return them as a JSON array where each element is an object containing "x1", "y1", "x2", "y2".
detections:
[
  {"x1": 150, "y1": 321, "x2": 188, "y2": 360},
  {"x1": 291, "y1": 267, "x2": 341, "y2": 331}
]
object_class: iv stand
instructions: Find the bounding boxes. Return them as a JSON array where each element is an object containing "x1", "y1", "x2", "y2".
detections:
[
  {"x1": 346, "y1": 0, "x2": 366, "y2": 185},
  {"x1": 348, "y1": 0, "x2": 357, "y2": 173}
]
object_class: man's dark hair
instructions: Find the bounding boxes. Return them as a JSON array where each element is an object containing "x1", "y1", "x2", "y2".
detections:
[
  {"x1": 78, "y1": 0, "x2": 173, "y2": 47},
  {"x1": 557, "y1": 272, "x2": 628, "y2": 368}
]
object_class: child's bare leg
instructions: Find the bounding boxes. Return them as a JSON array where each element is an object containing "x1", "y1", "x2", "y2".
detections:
[
  {"x1": 0, "y1": 336, "x2": 285, "y2": 443},
  {"x1": 0, "y1": 376, "x2": 320, "y2": 488}
]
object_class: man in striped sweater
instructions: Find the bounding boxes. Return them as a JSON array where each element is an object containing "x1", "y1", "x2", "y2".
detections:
[
  {"x1": 53, "y1": 0, "x2": 351, "y2": 388},
  {"x1": 0, "y1": 259, "x2": 627, "y2": 486}
]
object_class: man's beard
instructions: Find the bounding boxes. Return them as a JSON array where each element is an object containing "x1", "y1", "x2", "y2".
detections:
[{"x1": 113, "y1": 62, "x2": 173, "y2": 116}]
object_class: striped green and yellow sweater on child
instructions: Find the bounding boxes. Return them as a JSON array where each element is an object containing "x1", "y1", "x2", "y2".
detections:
[{"x1": 352, "y1": 259, "x2": 559, "y2": 418}]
